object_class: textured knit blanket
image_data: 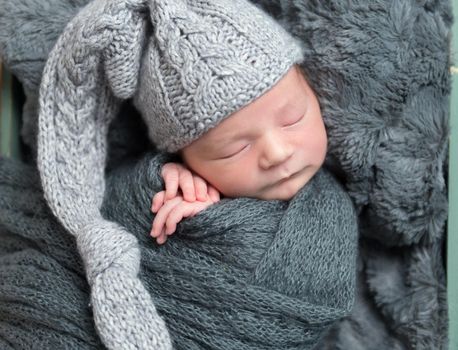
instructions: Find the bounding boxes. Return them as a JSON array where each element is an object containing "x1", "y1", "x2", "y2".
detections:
[
  {"x1": 0, "y1": 0, "x2": 451, "y2": 349},
  {"x1": 0, "y1": 153, "x2": 358, "y2": 349}
]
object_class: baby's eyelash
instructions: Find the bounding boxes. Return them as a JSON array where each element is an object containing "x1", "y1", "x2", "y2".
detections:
[
  {"x1": 220, "y1": 144, "x2": 250, "y2": 159},
  {"x1": 284, "y1": 114, "x2": 304, "y2": 127}
]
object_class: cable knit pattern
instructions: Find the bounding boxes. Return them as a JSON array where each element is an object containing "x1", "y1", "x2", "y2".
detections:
[
  {"x1": 37, "y1": 0, "x2": 172, "y2": 348},
  {"x1": 36, "y1": 0, "x2": 305, "y2": 348},
  {"x1": 134, "y1": 0, "x2": 305, "y2": 152},
  {"x1": 0, "y1": 0, "x2": 450, "y2": 348}
]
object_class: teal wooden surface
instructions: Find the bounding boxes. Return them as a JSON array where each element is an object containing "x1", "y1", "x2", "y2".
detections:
[
  {"x1": 0, "y1": 63, "x2": 21, "y2": 159},
  {"x1": 449, "y1": 0, "x2": 458, "y2": 348}
]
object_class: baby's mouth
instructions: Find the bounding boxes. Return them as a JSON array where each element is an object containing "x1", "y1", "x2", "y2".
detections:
[
  {"x1": 276, "y1": 168, "x2": 303, "y2": 185},
  {"x1": 260, "y1": 167, "x2": 307, "y2": 193}
]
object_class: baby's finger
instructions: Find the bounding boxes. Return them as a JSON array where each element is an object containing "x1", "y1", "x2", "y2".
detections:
[
  {"x1": 156, "y1": 234, "x2": 167, "y2": 245},
  {"x1": 161, "y1": 163, "x2": 179, "y2": 200},
  {"x1": 156, "y1": 229, "x2": 168, "y2": 245},
  {"x1": 151, "y1": 197, "x2": 183, "y2": 238},
  {"x1": 151, "y1": 191, "x2": 166, "y2": 213},
  {"x1": 164, "y1": 204, "x2": 195, "y2": 235},
  {"x1": 193, "y1": 176, "x2": 208, "y2": 201},
  {"x1": 207, "y1": 185, "x2": 221, "y2": 203},
  {"x1": 178, "y1": 168, "x2": 196, "y2": 202}
]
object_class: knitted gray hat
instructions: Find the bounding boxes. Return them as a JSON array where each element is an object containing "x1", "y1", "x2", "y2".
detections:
[
  {"x1": 37, "y1": 0, "x2": 304, "y2": 348},
  {"x1": 133, "y1": 0, "x2": 305, "y2": 152}
]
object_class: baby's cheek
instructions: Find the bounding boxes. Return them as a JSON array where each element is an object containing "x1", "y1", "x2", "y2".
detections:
[{"x1": 213, "y1": 168, "x2": 257, "y2": 198}]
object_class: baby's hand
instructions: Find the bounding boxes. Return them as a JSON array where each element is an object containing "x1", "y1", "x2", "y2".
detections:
[
  {"x1": 153, "y1": 162, "x2": 209, "y2": 209},
  {"x1": 150, "y1": 186, "x2": 220, "y2": 245}
]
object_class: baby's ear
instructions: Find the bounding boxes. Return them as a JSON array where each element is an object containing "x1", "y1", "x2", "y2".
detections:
[{"x1": 103, "y1": 11, "x2": 148, "y2": 99}]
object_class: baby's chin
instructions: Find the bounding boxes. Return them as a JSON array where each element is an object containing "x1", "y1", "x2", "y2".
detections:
[{"x1": 256, "y1": 181, "x2": 304, "y2": 201}]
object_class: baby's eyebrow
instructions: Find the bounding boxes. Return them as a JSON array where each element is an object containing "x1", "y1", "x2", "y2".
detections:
[
  {"x1": 214, "y1": 133, "x2": 245, "y2": 150},
  {"x1": 274, "y1": 100, "x2": 294, "y2": 118}
]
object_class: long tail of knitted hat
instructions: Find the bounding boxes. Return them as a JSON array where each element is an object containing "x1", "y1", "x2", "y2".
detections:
[
  {"x1": 37, "y1": 0, "x2": 304, "y2": 348},
  {"x1": 38, "y1": 0, "x2": 173, "y2": 348}
]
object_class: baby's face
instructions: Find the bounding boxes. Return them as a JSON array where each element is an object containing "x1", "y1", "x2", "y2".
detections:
[{"x1": 181, "y1": 65, "x2": 327, "y2": 200}]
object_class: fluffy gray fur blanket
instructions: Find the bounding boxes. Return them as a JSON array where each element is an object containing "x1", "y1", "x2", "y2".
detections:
[{"x1": 0, "y1": 0, "x2": 451, "y2": 349}]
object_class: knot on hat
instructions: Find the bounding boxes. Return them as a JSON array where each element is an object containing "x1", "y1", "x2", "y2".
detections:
[
  {"x1": 76, "y1": 218, "x2": 173, "y2": 349},
  {"x1": 76, "y1": 218, "x2": 140, "y2": 285}
]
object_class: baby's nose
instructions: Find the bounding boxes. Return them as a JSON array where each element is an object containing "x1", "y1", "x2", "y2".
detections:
[{"x1": 259, "y1": 132, "x2": 294, "y2": 169}]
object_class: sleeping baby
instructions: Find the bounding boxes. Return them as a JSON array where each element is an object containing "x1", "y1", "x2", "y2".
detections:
[
  {"x1": 33, "y1": 0, "x2": 359, "y2": 346},
  {"x1": 150, "y1": 64, "x2": 328, "y2": 245}
]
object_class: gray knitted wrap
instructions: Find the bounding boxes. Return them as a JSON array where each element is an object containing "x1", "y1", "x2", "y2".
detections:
[
  {"x1": 0, "y1": 154, "x2": 359, "y2": 349},
  {"x1": 37, "y1": 0, "x2": 304, "y2": 348}
]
